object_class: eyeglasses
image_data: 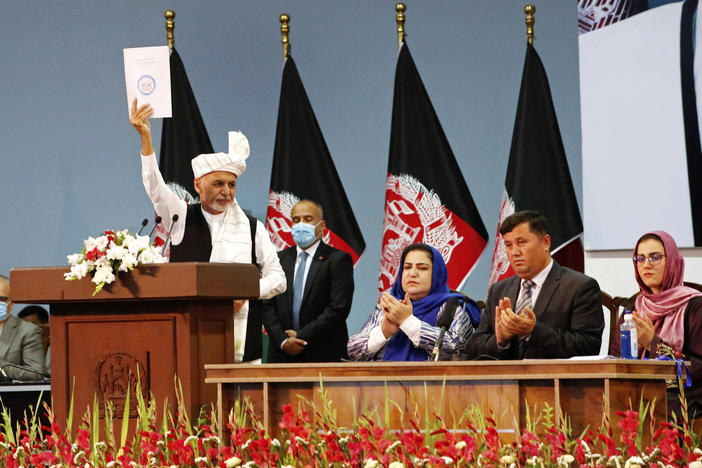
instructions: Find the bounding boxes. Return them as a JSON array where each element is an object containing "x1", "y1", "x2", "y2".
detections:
[
  {"x1": 633, "y1": 253, "x2": 665, "y2": 266},
  {"x1": 0, "y1": 296, "x2": 8, "y2": 303}
]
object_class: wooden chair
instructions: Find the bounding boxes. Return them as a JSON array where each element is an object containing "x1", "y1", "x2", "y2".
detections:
[{"x1": 601, "y1": 291, "x2": 619, "y2": 353}]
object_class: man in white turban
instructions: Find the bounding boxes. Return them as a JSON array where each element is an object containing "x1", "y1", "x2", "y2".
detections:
[{"x1": 129, "y1": 99, "x2": 286, "y2": 363}]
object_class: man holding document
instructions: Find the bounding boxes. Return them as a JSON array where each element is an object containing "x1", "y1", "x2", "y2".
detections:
[
  {"x1": 465, "y1": 211, "x2": 603, "y2": 360},
  {"x1": 129, "y1": 99, "x2": 286, "y2": 363}
]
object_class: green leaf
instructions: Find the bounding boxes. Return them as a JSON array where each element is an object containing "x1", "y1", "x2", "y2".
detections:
[{"x1": 118, "y1": 380, "x2": 131, "y2": 456}]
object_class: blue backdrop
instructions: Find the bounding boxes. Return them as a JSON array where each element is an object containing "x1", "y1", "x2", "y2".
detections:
[{"x1": 0, "y1": 1, "x2": 581, "y2": 332}]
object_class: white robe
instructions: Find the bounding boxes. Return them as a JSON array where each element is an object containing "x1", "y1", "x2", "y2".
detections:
[{"x1": 141, "y1": 153, "x2": 287, "y2": 361}]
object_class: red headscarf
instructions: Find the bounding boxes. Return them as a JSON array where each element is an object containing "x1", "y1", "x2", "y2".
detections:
[{"x1": 634, "y1": 230, "x2": 702, "y2": 350}]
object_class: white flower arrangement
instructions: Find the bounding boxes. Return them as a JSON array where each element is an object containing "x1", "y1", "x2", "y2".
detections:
[{"x1": 64, "y1": 229, "x2": 167, "y2": 295}]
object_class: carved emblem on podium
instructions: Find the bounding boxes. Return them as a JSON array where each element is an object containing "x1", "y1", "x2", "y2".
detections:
[{"x1": 95, "y1": 352, "x2": 147, "y2": 417}]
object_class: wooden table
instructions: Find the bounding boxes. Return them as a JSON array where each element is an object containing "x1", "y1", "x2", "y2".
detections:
[{"x1": 205, "y1": 359, "x2": 677, "y2": 440}]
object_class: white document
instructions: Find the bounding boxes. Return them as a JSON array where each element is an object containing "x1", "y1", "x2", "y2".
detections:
[{"x1": 123, "y1": 46, "x2": 172, "y2": 118}]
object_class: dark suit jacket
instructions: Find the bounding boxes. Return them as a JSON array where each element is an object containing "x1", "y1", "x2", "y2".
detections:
[
  {"x1": 261, "y1": 242, "x2": 354, "y2": 363},
  {"x1": 465, "y1": 261, "x2": 603, "y2": 359},
  {"x1": 0, "y1": 315, "x2": 45, "y2": 380}
]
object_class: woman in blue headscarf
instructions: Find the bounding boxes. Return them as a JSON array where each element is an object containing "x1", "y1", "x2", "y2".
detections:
[{"x1": 347, "y1": 243, "x2": 480, "y2": 361}]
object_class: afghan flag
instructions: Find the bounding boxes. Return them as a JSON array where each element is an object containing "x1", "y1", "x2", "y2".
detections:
[
  {"x1": 159, "y1": 48, "x2": 213, "y2": 200},
  {"x1": 155, "y1": 47, "x2": 212, "y2": 255},
  {"x1": 266, "y1": 56, "x2": 365, "y2": 264},
  {"x1": 489, "y1": 43, "x2": 584, "y2": 286},
  {"x1": 378, "y1": 42, "x2": 488, "y2": 294}
]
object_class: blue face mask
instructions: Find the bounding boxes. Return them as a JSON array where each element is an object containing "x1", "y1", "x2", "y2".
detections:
[
  {"x1": 0, "y1": 302, "x2": 8, "y2": 322},
  {"x1": 292, "y1": 222, "x2": 320, "y2": 248}
]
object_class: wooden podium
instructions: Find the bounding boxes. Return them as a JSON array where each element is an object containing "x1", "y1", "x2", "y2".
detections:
[{"x1": 11, "y1": 263, "x2": 259, "y2": 428}]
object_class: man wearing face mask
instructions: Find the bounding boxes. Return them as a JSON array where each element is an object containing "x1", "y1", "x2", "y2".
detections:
[
  {"x1": 0, "y1": 275, "x2": 45, "y2": 381},
  {"x1": 261, "y1": 200, "x2": 354, "y2": 362},
  {"x1": 130, "y1": 100, "x2": 286, "y2": 363}
]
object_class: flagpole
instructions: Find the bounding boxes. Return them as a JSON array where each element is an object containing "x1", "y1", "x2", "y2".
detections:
[
  {"x1": 524, "y1": 4, "x2": 535, "y2": 45},
  {"x1": 395, "y1": 3, "x2": 406, "y2": 48},
  {"x1": 280, "y1": 14, "x2": 290, "y2": 59},
  {"x1": 165, "y1": 9, "x2": 175, "y2": 51}
]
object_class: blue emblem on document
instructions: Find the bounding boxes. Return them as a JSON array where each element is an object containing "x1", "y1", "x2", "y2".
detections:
[{"x1": 137, "y1": 75, "x2": 156, "y2": 96}]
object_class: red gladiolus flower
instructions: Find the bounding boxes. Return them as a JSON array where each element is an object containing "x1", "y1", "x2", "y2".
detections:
[{"x1": 154, "y1": 236, "x2": 166, "y2": 247}]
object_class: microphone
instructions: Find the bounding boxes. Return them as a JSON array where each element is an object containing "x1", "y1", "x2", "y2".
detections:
[
  {"x1": 0, "y1": 363, "x2": 50, "y2": 381},
  {"x1": 161, "y1": 214, "x2": 179, "y2": 255},
  {"x1": 148, "y1": 215, "x2": 163, "y2": 238},
  {"x1": 136, "y1": 218, "x2": 149, "y2": 235},
  {"x1": 430, "y1": 298, "x2": 459, "y2": 362}
]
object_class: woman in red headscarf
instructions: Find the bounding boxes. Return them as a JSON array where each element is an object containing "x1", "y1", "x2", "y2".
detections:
[{"x1": 610, "y1": 231, "x2": 702, "y2": 416}]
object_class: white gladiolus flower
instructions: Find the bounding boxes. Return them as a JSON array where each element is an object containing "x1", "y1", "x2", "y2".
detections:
[
  {"x1": 386, "y1": 441, "x2": 401, "y2": 453},
  {"x1": 85, "y1": 235, "x2": 108, "y2": 252},
  {"x1": 71, "y1": 262, "x2": 89, "y2": 280},
  {"x1": 389, "y1": 462, "x2": 404, "y2": 468},
  {"x1": 67, "y1": 253, "x2": 84, "y2": 265},
  {"x1": 92, "y1": 266, "x2": 115, "y2": 285},
  {"x1": 557, "y1": 454, "x2": 574, "y2": 466},
  {"x1": 224, "y1": 456, "x2": 241, "y2": 467},
  {"x1": 363, "y1": 460, "x2": 380, "y2": 468},
  {"x1": 123, "y1": 234, "x2": 150, "y2": 255},
  {"x1": 689, "y1": 461, "x2": 702, "y2": 468},
  {"x1": 501, "y1": 455, "x2": 516, "y2": 464},
  {"x1": 107, "y1": 245, "x2": 128, "y2": 261},
  {"x1": 138, "y1": 248, "x2": 161, "y2": 264},
  {"x1": 441, "y1": 456, "x2": 453, "y2": 464},
  {"x1": 455, "y1": 440, "x2": 467, "y2": 450},
  {"x1": 118, "y1": 254, "x2": 138, "y2": 272},
  {"x1": 625, "y1": 456, "x2": 644, "y2": 468}
]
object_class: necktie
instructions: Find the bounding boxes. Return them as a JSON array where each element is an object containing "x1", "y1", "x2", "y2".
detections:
[
  {"x1": 292, "y1": 251, "x2": 309, "y2": 330},
  {"x1": 516, "y1": 279, "x2": 535, "y2": 358},
  {"x1": 515, "y1": 280, "x2": 535, "y2": 315}
]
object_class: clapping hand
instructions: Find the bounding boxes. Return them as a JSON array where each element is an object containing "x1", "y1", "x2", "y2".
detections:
[
  {"x1": 495, "y1": 297, "x2": 536, "y2": 345},
  {"x1": 631, "y1": 310, "x2": 655, "y2": 348},
  {"x1": 380, "y1": 292, "x2": 413, "y2": 325}
]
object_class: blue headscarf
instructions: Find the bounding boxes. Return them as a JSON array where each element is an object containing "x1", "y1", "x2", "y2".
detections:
[{"x1": 383, "y1": 244, "x2": 465, "y2": 361}]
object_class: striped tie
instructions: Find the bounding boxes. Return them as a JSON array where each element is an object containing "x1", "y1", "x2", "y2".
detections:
[
  {"x1": 516, "y1": 279, "x2": 535, "y2": 358},
  {"x1": 515, "y1": 279, "x2": 535, "y2": 315}
]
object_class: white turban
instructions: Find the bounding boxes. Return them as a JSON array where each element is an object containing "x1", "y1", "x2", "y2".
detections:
[{"x1": 191, "y1": 131, "x2": 250, "y2": 179}]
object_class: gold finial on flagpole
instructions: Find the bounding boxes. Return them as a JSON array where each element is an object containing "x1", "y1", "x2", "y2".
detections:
[
  {"x1": 396, "y1": 3, "x2": 406, "y2": 49},
  {"x1": 524, "y1": 4, "x2": 535, "y2": 45},
  {"x1": 280, "y1": 14, "x2": 290, "y2": 59},
  {"x1": 165, "y1": 10, "x2": 175, "y2": 50}
]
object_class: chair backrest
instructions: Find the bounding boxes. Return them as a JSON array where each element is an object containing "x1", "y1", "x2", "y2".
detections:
[
  {"x1": 684, "y1": 281, "x2": 702, "y2": 292},
  {"x1": 601, "y1": 291, "x2": 618, "y2": 354}
]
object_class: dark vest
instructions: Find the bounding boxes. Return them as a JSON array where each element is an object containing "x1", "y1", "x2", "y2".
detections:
[{"x1": 170, "y1": 204, "x2": 262, "y2": 362}]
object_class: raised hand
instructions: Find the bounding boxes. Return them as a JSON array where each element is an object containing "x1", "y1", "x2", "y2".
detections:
[{"x1": 129, "y1": 98, "x2": 154, "y2": 155}]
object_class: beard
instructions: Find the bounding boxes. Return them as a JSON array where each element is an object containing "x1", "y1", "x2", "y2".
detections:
[{"x1": 204, "y1": 198, "x2": 233, "y2": 214}]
